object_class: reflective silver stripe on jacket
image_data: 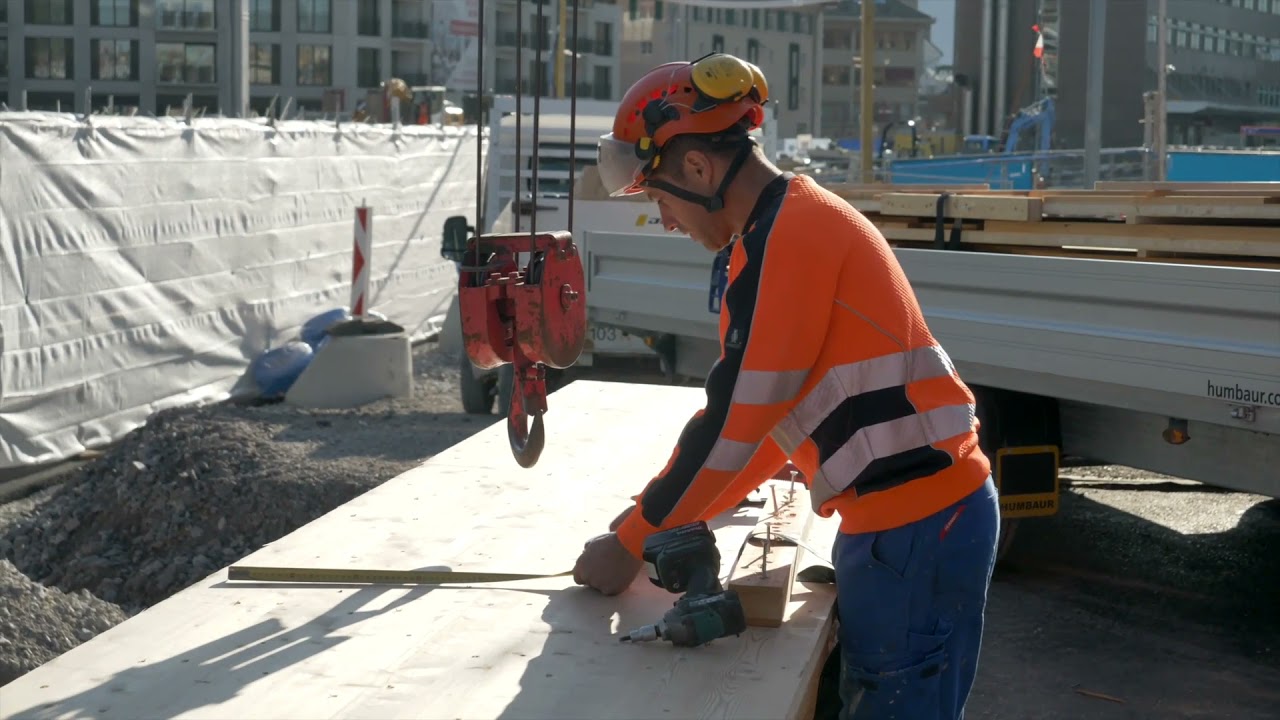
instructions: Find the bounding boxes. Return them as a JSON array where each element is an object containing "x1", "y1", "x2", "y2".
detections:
[{"x1": 805, "y1": 403, "x2": 976, "y2": 507}]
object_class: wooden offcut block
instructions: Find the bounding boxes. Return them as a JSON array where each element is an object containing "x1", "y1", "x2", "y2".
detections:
[{"x1": 728, "y1": 478, "x2": 816, "y2": 628}]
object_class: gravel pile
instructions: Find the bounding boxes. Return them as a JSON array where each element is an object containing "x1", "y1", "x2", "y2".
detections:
[
  {"x1": 0, "y1": 342, "x2": 493, "y2": 686},
  {"x1": 0, "y1": 559, "x2": 129, "y2": 686}
]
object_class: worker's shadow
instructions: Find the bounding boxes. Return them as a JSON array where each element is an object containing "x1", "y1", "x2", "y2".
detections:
[
  {"x1": 7, "y1": 568, "x2": 447, "y2": 720},
  {"x1": 496, "y1": 506, "x2": 838, "y2": 720}
]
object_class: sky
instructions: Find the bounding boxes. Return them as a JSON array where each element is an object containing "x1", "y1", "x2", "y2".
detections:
[{"x1": 917, "y1": 0, "x2": 956, "y2": 66}]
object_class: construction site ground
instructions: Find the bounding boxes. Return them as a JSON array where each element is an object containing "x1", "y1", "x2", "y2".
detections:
[{"x1": 0, "y1": 340, "x2": 1276, "y2": 718}]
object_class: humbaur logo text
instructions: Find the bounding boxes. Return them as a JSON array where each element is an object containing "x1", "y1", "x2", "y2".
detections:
[
  {"x1": 1206, "y1": 379, "x2": 1280, "y2": 408},
  {"x1": 635, "y1": 214, "x2": 663, "y2": 227}
]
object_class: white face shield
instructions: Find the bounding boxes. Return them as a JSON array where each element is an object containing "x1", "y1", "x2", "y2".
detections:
[{"x1": 596, "y1": 133, "x2": 650, "y2": 197}]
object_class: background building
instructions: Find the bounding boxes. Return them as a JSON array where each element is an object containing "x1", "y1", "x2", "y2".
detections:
[
  {"x1": 952, "y1": 0, "x2": 1280, "y2": 149},
  {"x1": 3, "y1": 0, "x2": 617, "y2": 118},
  {"x1": 482, "y1": 0, "x2": 621, "y2": 102},
  {"x1": 4, "y1": 0, "x2": 442, "y2": 115},
  {"x1": 820, "y1": 0, "x2": 934, "y2": 139},
  {"x1": 619, "y1": 0, "x2": 824, "y2": 138}
]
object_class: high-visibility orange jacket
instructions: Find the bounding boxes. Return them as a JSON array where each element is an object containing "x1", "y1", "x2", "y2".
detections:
[{"x1": 614, "y1": 172, "x2": 991, "y2": 557}]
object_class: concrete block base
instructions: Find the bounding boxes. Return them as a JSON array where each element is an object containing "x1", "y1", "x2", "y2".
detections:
[{"x1": 286, "y1": 319, "x2": 413, "y2": 409}]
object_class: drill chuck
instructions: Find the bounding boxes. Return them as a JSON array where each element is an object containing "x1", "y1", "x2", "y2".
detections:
[{"x1": 619, "y1": 623, "x2": 662, "y2": 643}]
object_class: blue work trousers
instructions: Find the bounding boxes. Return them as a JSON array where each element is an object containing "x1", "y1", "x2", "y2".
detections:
[{"x1": 833, "y1": 475, "x2": 1000, "y2": 720}]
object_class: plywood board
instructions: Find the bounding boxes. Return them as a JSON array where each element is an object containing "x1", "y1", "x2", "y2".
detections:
[{"x1": 0, "y1": 380, "x2": 838, "y2": 720}]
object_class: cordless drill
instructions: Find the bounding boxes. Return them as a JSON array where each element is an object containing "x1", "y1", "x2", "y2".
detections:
[{"x1": 617, "y1": 521, "x2": 748, "y2": 647}]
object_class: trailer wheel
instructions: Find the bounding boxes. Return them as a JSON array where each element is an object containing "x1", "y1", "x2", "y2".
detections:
[
  {"x1": 972, "y1": 385, "x2": 1061, "y2": 565},
  {"x1": 460, "y1": 355, "x2": 495, "y2": 414}
]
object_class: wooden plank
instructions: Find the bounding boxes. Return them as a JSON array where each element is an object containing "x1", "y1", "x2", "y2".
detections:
[
  {"x1": 981, "y1": 220, "x2": 1280, "y2": 258},
  {"x1": 728, "y1": 479, "x2": 815, "y2": 628},
  {"x1": 884, "y1": 240, "x2": 1280, "y2": 268},
  {"x1": 0, "y1": 380, "x2": 839, "y2": 720},
  {"x1": 878, "y1": 193, "x2": 1044, "y2": 222},
  {"x1": 1040, "y1": 195, "x2": 1280, "y2": 222}
]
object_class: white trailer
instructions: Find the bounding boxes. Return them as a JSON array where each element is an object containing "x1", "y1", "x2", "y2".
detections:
[{"x1": 570, "y1": 182, "x2": 1280, "y2": 556}]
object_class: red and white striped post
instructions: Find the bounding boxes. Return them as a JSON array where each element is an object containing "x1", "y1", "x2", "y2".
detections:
[{"x1": 351, "y1": 202, "x2": 372, "y2": 319}]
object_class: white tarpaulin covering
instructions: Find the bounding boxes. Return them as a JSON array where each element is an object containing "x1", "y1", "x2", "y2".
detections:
[{"x1": 0, "y1": 112, "x2": 483, "y2": 468}]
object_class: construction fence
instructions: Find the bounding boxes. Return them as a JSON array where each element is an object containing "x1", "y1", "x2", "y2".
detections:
[{"x1": 0, "y1": 111, "x2": 483, "y2": 468}]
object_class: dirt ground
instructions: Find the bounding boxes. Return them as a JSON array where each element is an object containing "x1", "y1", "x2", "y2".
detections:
[{"x1": 970, "y1": 474, "x2": 1280, "y2": 719}]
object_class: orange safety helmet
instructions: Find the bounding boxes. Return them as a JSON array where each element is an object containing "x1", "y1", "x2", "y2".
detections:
[{"x1": 597, "y1": 53, "x2": 769, "y2": 209}]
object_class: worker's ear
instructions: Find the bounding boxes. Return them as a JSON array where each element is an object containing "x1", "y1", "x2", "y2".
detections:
[{"x1": 681, "y1": 150, "x2": 714, "y2": 190}]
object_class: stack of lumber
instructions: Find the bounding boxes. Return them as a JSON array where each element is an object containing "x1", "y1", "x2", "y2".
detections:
[{"x1": 825, "y1": 181, "x2": 1280, "y2": 268}]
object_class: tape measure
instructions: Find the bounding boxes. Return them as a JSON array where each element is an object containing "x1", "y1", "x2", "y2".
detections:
[{"x1": 226, "y1": 565, "x2": 572, "y2": 585}]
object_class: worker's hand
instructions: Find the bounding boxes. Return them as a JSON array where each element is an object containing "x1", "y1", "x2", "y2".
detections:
[{"x1": 573, "y1": 532, "x2": 643, "y2": 596}]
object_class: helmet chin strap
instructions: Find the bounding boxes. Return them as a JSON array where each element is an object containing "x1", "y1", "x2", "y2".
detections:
[{"x1": 642, "y1": 142, "x2": 753, "y2": 213}]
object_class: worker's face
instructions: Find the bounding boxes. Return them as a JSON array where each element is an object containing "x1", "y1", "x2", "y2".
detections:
[{"x1": 644, "y1": 150, "x2": 733, "y2": 253}]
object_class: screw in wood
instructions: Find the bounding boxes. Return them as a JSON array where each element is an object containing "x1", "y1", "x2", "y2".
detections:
[{"x1": 763, "y1": 523, "x2": 771, "y2": 578}]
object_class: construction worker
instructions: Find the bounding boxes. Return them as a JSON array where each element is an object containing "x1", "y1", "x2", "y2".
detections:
[{"x1": 573, "y1": 53, "x2": 1001, "y2": 720}]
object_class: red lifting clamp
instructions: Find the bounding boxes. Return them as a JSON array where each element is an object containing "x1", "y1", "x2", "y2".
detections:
[{"x1": 456, "y1": 231, "x2": 587, "y2": 468}]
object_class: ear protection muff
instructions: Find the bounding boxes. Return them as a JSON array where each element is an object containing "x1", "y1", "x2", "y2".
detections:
[
  {"x1": 746, "y1": 62, "x2": 769, "y2": 104},
  {"x1": 689, "y1": 53, "x2": 759, "y2": 112}
]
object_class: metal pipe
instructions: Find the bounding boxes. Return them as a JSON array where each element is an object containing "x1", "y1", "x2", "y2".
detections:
[
  {"x1": 962, "y1": 86, "x2": 973, "y2": 137},
  {"x1": 995, "y1": 0, "x2": 1009, "y2": 137},
  {"x1": 231, "y1": 0, "x2": 249, "y2": 117},
  {"x1": 979, "y1": 0, "x2": 993, "y2": 136},
  {"x1": 1083, "y1": 0, "x2": 1107, "y2": 188},
  {"x1": 1155, "y1": 0, "x2": 1168, "y2": 181},
  {"x1": 859, "y1": 0, "x2": 875, "y2": 183},
  {"x1": 568, "y1": 0, "x2": 578, "y2": 234}
]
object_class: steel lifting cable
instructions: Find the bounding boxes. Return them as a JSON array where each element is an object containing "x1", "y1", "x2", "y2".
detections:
[
  {"x1": 473, "y1": 0, "x2": 581, "y2": 264},
  {"x1": 568, "y1": 0, "x2": 579, "y2": 235},
  {"x1": 473, "y1": 0, "x2": 485, "y2": 286}
]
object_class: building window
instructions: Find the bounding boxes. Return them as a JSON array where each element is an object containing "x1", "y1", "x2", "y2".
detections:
[
  {"x1": 157, "y1": 42, "x2": 216, "y2": 83},
  {"x1": 747, "y1": 38, "x2": 760, "y2": 64},
  {"x1": 92, "y1": 39, "x2": 139, "y2": 80},
  {"x1": 594, "y1": 22, "x2": 613, "y2": 56},
  {"x1": 357, "y1": 47, "x2": 381, "y2": 87},
  {"x1": 358, "y1": 0, "x2": 380, "y2": 35},
  {"x1": 92, "y1": 93, "x2": 140, "y2": 112},
  {"x1": 298, "y1": 0, "x2": 332, "y2": 34},
  {"x1": 0, "y1": 40, "x2": 7, "y2": 80},
  {"x1": 26, "y1": 0, "x2": 73, "y2": 25},
  {"x1": 250, "y1": 43, "x2": 280, "y2": 84},
  {"x1": 712, "y1": 34, "x2": 724, "y2": 53},
  {"x1": 156, "y1": 0, "x2": 215, "y2": 30},
  {"x1": 298, "y1": 44, "x2": 331, "y2": 85},
  {"x1": 250, "y1": 0, "x2": 279, "y2": 32},
  {"x1": 26, "y1": 38, "x2": 74, "y2": 79},
  {"x1": 157, "y1": 93, "x2": 217, "y2": 115},
  {"x1": 0, "y1": 2, "x2": 6, "y2": 22},
  {"x1": 593, "y1": 65, "x2": 611, "y2": 100},
  {"x1": 93, "y1": 0, "x2": 137, "y2": 27},
  {"x1": 823, "y1": 64, "x2": 850, "y2": 85}
]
